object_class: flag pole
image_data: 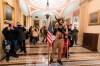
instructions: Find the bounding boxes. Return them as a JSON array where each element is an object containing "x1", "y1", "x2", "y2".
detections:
[
  {"x1": 67, "y1": 38, "x2": 69, "y2": 60},
  {"x1": 48, "y1": 44, "x2": 50, "y2": 66},
  {"x1": 46, "y1": 0, "x2": 50, "y2": 65},
  {"x1": 47, "y1": 18, "x2": 49, "y2": 66}
]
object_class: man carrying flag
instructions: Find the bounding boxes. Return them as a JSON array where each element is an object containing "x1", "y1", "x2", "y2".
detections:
[{"x1": 49, "y1": 18, "x2": 66, "y2": 65}]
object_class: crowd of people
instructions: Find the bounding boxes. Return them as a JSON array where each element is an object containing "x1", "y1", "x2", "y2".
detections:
[
  {"x1": 2, "y1": 21, "x2": 27, "y2": 62},
  {"x1": 2, "y1": 18, "x2": 79, "y2": 65}
]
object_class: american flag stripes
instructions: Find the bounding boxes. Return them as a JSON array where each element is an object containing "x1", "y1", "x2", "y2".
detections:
[{"x1": 47, "y1": 21, "x2": 52, "y2": 47}]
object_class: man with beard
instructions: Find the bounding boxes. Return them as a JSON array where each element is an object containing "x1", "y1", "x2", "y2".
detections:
[{"x1": 50, "y1": 18, "x2": 66, "y2": 65}]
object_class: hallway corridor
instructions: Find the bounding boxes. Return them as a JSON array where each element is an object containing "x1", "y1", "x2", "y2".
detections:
[
  {"x1": 0, "y1": 40, "x2": 100, "y2": 66},
  {"x1": 0, "y1": 0, "x2": 100, "y2": 66}
]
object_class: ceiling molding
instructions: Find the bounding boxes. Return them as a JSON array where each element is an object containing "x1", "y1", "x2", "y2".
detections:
[
  {"x1": 61, "y1": 0, "x2": 79, "y2": 16},
  {"x1": 88, "y1": 0, "x2": 93, "y2": 2},
  {"x1": 18, "y1": 0, "x2": 80, "y2": 16},
  {"x1": 80, "y1": 0, "x2": 93, "y2": 4},
  {"x1": 25, "y1": 0, "x2": 71, "y2": 10}
]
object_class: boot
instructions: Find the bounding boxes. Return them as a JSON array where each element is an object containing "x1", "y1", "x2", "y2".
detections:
[
  {"x1": 49, "y1": 59, "x2": 53, "y2": 64},
  {"x1": 57, "y1": 59, "x2": 63, "y2": 65}
]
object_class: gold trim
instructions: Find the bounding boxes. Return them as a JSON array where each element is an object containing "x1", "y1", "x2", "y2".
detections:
[
  {"x1": 79, "y1": 0, "x2": 93, "y2": 6},
  {"x1": 3, "y1": 1, "x2": 14, "y2": 22},
  {"x1": 89, "y1": 10, "x2": 100, "y2": 26}
]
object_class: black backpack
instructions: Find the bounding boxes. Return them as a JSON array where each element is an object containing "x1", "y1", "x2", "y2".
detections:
[{"x1": 2, "y1": 40, "x2": 11, "y2": 53}]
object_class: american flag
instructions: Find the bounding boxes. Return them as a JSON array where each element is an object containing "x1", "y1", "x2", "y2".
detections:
[{"x1": 47, "y1": 21, "x2": 52, "y2": 47}]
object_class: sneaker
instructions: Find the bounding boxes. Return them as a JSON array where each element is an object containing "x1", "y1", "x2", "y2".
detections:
[
  {"x1": 57, "y1": 60, "x2": 63, "y2": 65},
  {"x1": 49, "y1": 59, "x2": 53, "y2": 64}
]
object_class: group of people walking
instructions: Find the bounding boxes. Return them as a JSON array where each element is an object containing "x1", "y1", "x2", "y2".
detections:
[
  {"x1": 2, "y1": 21, "x2": 27, "y2": 62},
  {"x1": 2, "y1": 17, "x2": 79, "y2": 65}
]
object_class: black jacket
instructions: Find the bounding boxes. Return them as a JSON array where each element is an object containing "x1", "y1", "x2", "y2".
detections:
[
  {"x1": 2, "y1": 27, "x2": 18, "y2": 40},
  {"x1": 17, "y1": 26, "x2": 26, "y2": 41}
]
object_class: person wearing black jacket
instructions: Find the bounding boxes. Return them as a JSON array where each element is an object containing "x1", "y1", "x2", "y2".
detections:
[
  {"x1": 68, "y1": 24, "x2": 74, "y2": 47},
  {"x1": 72, "y1": 27, "x2": 79, "y2": 45},
  {"x1": 2, "y1": 21, "x2": 19, "y2": 62},
  {"x1": 17, "y1": 22, "x2": 27, "y2": 53}
]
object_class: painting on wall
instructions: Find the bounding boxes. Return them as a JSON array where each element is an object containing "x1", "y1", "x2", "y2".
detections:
[
  {"x1": 34, "y1": 20, "x2": 39, "y2": 27},
  {"x1": 4, "y1": 3, "x2": 14, "y2": 21},
  {"x1": 89, "y1": 11, "x2": 100, "y2": 25},
  {"x1": 73, "y1": 16, "x2": 79, "y2": 22},
  {"x1": 72, "y1": 9, "x2": 80, "y2": 29}
]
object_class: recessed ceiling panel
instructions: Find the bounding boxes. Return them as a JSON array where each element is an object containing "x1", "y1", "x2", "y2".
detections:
[{"x1": 26, "y1": 0, "x2": 71, "y2": 10}]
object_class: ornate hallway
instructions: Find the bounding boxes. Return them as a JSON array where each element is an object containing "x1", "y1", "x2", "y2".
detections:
[
  {"x1": 0, "y1": 40, "x2": 100, "y2": 66},
  {"x1": 0, "y1": 0, "x2": 100, "y2": 66}
]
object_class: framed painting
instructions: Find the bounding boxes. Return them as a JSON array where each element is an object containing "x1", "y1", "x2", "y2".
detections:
[
  {"x1": 3, "y1": 2, "x2": 14, "y2": 21},
  {"x1": 34, "y1": 20, "x2": 39, "y2": 27},
  {"x1": 89, "y1": 11, "x2": 100, "y2": 25}
]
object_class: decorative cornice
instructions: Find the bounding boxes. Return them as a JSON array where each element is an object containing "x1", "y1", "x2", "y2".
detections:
[
  {"x1": 88, "y1": 0, "x2": 93, "y2": 2},
  {"x1": 79, "y1": 0, "x2": 93, "y2": 6}
]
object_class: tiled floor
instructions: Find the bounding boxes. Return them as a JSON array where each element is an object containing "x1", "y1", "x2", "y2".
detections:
[{"x1": 0, "y1": 40, "x2": 100, "y2": 66}]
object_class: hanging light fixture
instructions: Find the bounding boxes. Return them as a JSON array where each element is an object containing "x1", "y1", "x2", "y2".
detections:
[{"x1": 46, "y1": 0, "x2": 49, "y2": 9}]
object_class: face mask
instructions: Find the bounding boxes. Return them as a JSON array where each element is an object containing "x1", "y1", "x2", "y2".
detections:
[
  {"x1": 9, "y1": 24, "x2": 11, "y2": 27},
  {"x1": 17, "y1": 25, "x2": 21, "y2": 27}
]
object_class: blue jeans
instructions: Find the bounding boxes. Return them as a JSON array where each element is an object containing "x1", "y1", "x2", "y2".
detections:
[{"x1": 10, "y1": 40, "x2": 17, "y2": 55}]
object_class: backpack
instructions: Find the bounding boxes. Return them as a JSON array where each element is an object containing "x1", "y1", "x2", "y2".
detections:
[{"x1": 2, "y1": 40, "x2": 11, "y2": 53}]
